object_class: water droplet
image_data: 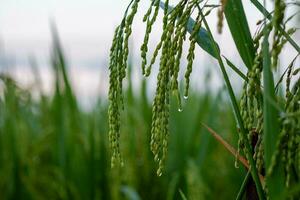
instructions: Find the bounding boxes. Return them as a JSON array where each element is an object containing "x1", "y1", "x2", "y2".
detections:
[
  {"x1": 183, "y1": 95, "x2": 188, "y2": 100},
  {"x1": 178, "y1": 108, "x2": 183, "y2": 112}
]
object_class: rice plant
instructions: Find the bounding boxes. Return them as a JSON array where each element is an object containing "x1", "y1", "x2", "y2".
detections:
[{"x1": 108, "y1": 0, "x2": 300, "y2": 199}]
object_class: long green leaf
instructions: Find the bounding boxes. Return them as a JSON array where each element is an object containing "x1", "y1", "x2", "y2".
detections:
[
  {"x1": 235, "y1": 171, "x2": 251, "y2": 200},
  {"x1": 201, "y1": 123, "x2": 252, "y2": 171},
  {"x1": 262, "y1": 26, "x2": 285, "y2": 200},
  {"x1": 223, "y1": 56, "x2": 248, "y2": 81},
  {"x1": 224, "y1": 0, "x2": 255, "y2": 69}
]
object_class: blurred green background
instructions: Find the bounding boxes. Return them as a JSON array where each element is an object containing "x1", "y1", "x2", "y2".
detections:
[{"x1": 0, "y1": 32, "x2": 248, "y2": 199}]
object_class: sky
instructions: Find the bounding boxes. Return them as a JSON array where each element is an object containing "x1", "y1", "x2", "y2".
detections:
[
  {"x1": 0, "y1": 0, "x2": 299, "y2": 108},
  {"x1": 0, "y1": 0, "x2": 127, "y2": 107}
]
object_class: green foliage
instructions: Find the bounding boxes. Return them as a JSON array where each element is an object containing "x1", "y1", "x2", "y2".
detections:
[
  {"x1": 224, "y1": 0, "x2": 256, "y2": 69},
  {"x1": 262, "y1": 28, "x2": 285, "y2": 200}
]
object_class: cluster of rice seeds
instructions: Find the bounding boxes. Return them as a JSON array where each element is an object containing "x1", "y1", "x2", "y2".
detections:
[
  {"x1": 141, "y1": 0, "x2": 161, "y2": 75},
  {"x1": 184, "y1": 11, "x2": 202, "y2": 98},
  {"x1": 248, "y1": 8, "x2": 300, "y2": 189},
  {"x1": 282, "y1": 86, "x2": 299, "y2": 188},
  {"x1": 149, "y1": 10, "x2": 172, "y2": 175},
  {"x1": 217, "y1": 0, "x2": 227, "y2": 34},
  {"x1": 258, "y1": 2, "x2": 300, "y2": 188},
  {"x1": 170, "y1": 6, "x2": 186, "y2": 108},
  {"x1": 142, "y1": 0, "x2": 172, "y2": 77},
  {"x1": 240, "y1": 18, "x2": 297, "y2": 175},
  {"x1": 254, "y1": 138, "x2": 264, "y2": 173},
  {"x1": 268, "y1": 65, "x2": 300, "y2": 187},
  {"x1": 108, "y1": 0, "x2": 204, "y2": 174},
  {"x1": 235, "y1": 88, "x2": 249, "y2": 170},
  {"x1": 108, "y1": 0, "x2": 140, "y2": 168},
  {"x1": 150, "y1": 18, "x2": 174, "y2": 176},
  {"x1": 271, "y1": 0, "x2": 285, "y2": 68},
  {"x1": 237, "y1": 31, "x2": 265, "y2": 171},
  {"x1": 254, "y1": 107, "x2": 264, "y2": 172},
  {"x1": 236, "y1": 16, "x2": 297, "y2": 174},
  {"x1": 147, "y1": 0, "x2": 206, "y2": 175}
]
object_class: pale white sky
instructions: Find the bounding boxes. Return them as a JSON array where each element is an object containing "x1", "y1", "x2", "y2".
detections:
[
  {"x1": 0, "y1": 0, "x2": 277, "y2": 55},
  {"x1": 0, "y1": 0, "x2": 299, "y2": 108}
]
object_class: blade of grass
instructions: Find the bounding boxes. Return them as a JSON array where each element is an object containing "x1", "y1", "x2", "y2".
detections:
[
  {"x1": 275, "y1": 54, "x2": 299, "y2": 92},
  {"x1": 198, "y1": 7, "x2": 265, "y2": 200},
  {"x1": 262, "y1": 10, "x2": 285, "y2": 200},
  {"x1": 236, "y1": 136, "x2": 264, "y2": 199},
  {"x1": 235, "y1": 171, "x2": 251, "y2": 200},
  {"x1": 224, "y1": 0, "x2": 255, "y2": 69},
  {"x1": 51, "y1": 23, "x2": 77, "y2": 111},
  {"x1": 202, "y1": 123, "x2": 265, "y2": 183},
  {"x1": 250, "y1": 0, "x2": 300, "y2": 54},
  {"x1": 223, "y1": 56, "x2": 248, "y2": 82},
  {"x1": 201, "y1": 123, "x2": 249, "y2": 169}
]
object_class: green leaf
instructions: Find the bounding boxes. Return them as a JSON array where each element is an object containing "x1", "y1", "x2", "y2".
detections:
[
  {"x1": 224, "y1": 0, "x2": 255, "y2": 69},
  {"x1": 201, "y1": 123, "x2": 251, "y2": 170},
  {"x1": 262, "y1": 28, "x2": 285, "y2": 200},
  {"x1": 186, "y1": 18, "x2": 219, "y2": 58},
  {"x1": 223, "y1": 56, "x2": 248, "y2": 81},
  {"x1": 235, "y1": 171, "x2": 251, "y2": 200}
]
